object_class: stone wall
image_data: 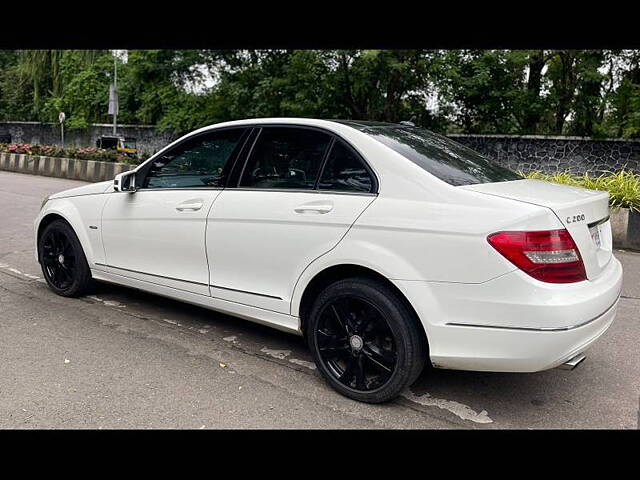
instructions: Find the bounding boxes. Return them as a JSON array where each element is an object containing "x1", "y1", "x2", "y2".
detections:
[
  {"x1": 3, "y1": 122, "x2": 640, "y2": 175},
  {"x1": 448, "y1": 134, "x2": 640, "y2": 175},
  {"x1": 0, "y1": 121, "x2": 178, "y2": 157}
]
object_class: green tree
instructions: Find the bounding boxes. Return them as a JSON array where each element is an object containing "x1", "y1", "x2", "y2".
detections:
[
  {"x1": 16, "y1": 50, "x2": 102, "y2": 120},
  {"x1": 436, "y1": 50, "x2": 528, "y2": 133},
  {"x1": 568, "y1": 50, "x2": 605, "y2": 136},
  {"x1": 605, "y1": 50, "x2": 640, "y2": 138},
  {"x1": 512, "y1": 50, "x2": 556, "y2": 134},
  {"x1": 2, "y1": 49, "x2": 640, "y2": 139},
  {"x1": 0, "y1": 50, "x2": 33, "y2": 121},
  {"x1": 329, "y1": 50, "x2": 440, "y2": 124},
  {"x1": 41, "y1": 51, "x2": 114, "y2": 128},
  {"x1": 200, "y1": 50, "x2": 447, "y2": 130},
  {"x1": 545, "y1": 50, "x2": 582, "y2": 134},
  {"x1": 118, "y1": 49, "x2": 210, "y2": 127}
]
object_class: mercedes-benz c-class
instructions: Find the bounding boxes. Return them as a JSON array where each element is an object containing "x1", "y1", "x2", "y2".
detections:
[{"x1": 35, "y1": 118, "x2": 623, "y2": 403}]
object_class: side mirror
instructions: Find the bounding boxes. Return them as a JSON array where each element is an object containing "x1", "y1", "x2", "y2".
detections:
[{"x1": 114, "y1": 170, "x2": 137, "y2": 192}]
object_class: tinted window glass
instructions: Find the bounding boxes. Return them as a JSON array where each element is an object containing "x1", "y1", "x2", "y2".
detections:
[
  {"x1": 240, "y1": 127, "x2": 331, "y2": 189},
  {"x1": 318, "y1": 140, "x2": 373, "y2": 193},
  {"x1": 364, "y1": 126, "x2": 521, "y2": 186},
  {"x1": 144, "y1": 129, "x2": 245, "y2": 189}
]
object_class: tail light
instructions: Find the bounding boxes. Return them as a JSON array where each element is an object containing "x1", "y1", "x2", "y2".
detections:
[{"x1": 487, "y1": 229, "x2": 587, "y2": 283}]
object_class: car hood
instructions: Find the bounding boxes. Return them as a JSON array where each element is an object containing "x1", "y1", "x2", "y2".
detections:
[{"x1": 49, "y1": 180, "x2": 114, "y2": 199}]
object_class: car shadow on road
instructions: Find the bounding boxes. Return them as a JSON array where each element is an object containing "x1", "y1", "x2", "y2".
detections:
[
  {"x1": 89, "y1": 280, "x2": 311, "y2": 354},
  {"x1": 88, "y1": 280, "x2": 612, "y2": 427}
]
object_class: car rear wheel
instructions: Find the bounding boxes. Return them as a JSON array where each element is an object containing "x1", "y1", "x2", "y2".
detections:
[
  {"x1": 306, "y1": 277, "x2": 426, "y2": 403},
  {"x1": 39, "y1": 219, "x2": 93, "y2": 297}
]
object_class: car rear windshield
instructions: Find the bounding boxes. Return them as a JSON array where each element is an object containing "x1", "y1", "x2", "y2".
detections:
[{"x1": 361, "y1": 125, "x2": 521, "y2": 186}]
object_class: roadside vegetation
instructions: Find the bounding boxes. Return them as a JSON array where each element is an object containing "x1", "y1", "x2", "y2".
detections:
[
  {"x1": 0, "y1": 143, "x2": 142, "y2": 164},
  {"x1": 522, "y1": 170, "x2": 640, "y2": 211}
]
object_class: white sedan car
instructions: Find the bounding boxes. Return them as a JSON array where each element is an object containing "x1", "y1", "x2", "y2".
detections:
[{"x1": 35, "y1": 118, "x2": 623, "y2": 403}]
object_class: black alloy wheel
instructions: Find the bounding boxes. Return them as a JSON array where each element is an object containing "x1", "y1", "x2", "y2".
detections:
[
  {"x1": 316, "y1": 296, "x2": 397, "y2": 391},
  {"x1": 39, "y1": 219, "x2": 92, "y2": 297},
  {"x1": 42, "y1": 229, "x2": 77, "y2": 290},
  {"x1": 307, "y1": 277, "x2": 426, "y2": 403}
]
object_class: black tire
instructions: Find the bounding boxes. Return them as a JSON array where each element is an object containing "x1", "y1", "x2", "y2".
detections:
[
  {"x1": 306, "y1": 277, "x2": 427, "y2": 403},
  {"x1": 38, "y1": 219, "x2": 93, "y2": 297}
]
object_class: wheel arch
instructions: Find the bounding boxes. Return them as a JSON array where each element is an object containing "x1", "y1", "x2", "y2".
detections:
[
  {"x1": 36, "y1": 207, "x2": 94, "y2": 265},
  {"x1": 36, "y1": 212, "x2": 71, "y2": 261},
  {"x1": 37, "y1": 212, "x2": 68, "y2": 241},
  {"x1": 296, "y1": 263, "x2": 429, "y2": 352}
]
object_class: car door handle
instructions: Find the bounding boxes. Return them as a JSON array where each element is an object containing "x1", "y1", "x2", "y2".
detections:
[
  {"x1": 176, "y1": 201, "x2": 203, "y2": 211},
  {"x1": 294, "y1": 202, "x2": 333, "y2": 214}
]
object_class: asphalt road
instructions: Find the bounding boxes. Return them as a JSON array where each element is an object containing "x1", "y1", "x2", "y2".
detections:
[{"x1": 1, "y1": 170, "x2": 639, "y2": 429}]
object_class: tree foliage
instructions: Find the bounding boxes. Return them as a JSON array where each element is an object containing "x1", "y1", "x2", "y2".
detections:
[{"x1": 1, "y1": 49, "x2": 640, "y2": 138}]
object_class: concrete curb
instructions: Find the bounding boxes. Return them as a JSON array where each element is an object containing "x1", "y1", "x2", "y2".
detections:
[{"x1": 0, "y1": 152, "x2": 134, "y2": 182}]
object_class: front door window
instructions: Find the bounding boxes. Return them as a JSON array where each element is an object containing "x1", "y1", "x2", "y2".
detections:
[{"x1": 144, "y1": 129, "x2": 247, "y2": 189}]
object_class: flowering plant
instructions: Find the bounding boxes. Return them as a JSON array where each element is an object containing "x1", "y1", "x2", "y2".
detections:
[{"x1": 0, "y1": 143, "x2": 141, "y2": 164}]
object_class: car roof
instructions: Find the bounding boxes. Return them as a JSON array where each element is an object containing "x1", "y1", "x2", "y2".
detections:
[
  {"x1": 326, "y1": 119, "x2": 410, "y2": 130},
  {"x1": 188, "y1": 117, "x2": 412, "y2": 134}
]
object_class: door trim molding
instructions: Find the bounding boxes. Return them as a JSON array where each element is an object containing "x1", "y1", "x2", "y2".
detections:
[{"x1": 209, "y1": 283, "x2": 283, "y2": 300}]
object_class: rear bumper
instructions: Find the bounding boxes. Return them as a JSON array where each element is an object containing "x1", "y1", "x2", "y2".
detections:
[
  {"x1": 395, "y1": 255, "x2": 623, "y2": 372},
  {"x1": 428, "y1": 293, "x2": 618, "y2": 372}
]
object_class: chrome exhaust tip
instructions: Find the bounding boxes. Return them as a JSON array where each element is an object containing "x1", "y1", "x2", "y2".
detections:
[{"x1": 558, "y1": 353, "x2": 586, "y2": 370}]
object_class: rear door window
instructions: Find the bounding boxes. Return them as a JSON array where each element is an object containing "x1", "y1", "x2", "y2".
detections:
[
  {"x1": 239, "y1": 127, "x2": 332, "y2": 190},
  {"x1": 318, "y1": 139, "x2": 373, "y2": 193}
]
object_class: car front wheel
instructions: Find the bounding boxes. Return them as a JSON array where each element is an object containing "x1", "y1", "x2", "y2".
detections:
[
  {"x1": 39, "y1": 219, "x2": 93, "y2": 297},
  {"x1": 306, "y1": 277, "x2": 427, "y2": 403}
]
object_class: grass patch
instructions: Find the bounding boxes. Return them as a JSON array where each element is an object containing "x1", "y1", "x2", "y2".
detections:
[{"x1": 520, "y1": 170, "x2": 640, "y2": 212}]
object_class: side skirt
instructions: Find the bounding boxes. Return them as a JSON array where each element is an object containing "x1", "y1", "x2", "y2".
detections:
[{"x1": 90, "y1": 268, "x2": 302, "y2": 335}]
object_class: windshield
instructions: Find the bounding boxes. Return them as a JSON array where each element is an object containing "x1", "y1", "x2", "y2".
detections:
[{"x1": 359, "y1": 125, "x2": 521, "y2": 186}]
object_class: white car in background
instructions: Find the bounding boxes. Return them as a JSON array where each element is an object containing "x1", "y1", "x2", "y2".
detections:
[{"x1": 34, "y1": 118, "x2": 623, "y2": 403}]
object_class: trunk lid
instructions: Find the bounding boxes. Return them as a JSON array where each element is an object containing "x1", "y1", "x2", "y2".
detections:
[{"x1": 461, "y1": 179, "x2": 612, "y2": 280}]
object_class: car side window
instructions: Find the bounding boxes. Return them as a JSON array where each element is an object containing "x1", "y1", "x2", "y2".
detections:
[
  {"x1": 317, "y1": 139, "x2": 374, "y2": 193},
  {"x1": 143, "y1": 129, "x2": 246, "y2": 189},
  {"x1": 239, "y1": 127, "x2": 331, "y2": 190}
]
